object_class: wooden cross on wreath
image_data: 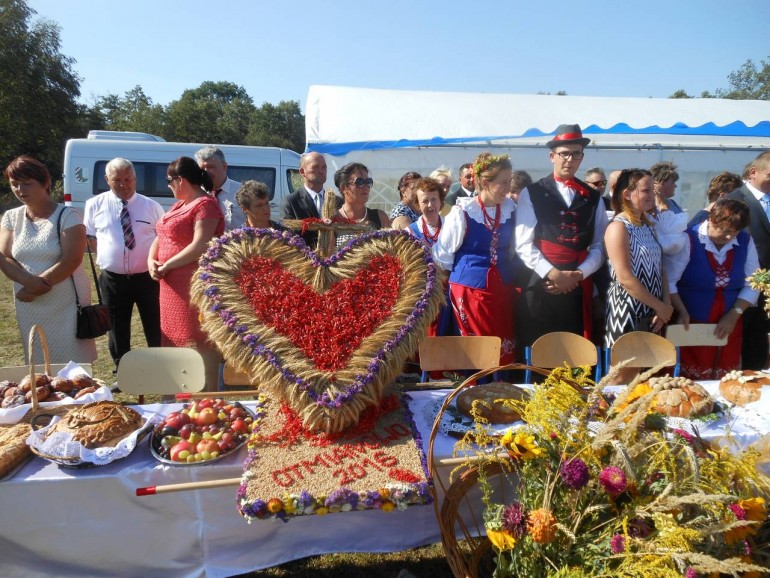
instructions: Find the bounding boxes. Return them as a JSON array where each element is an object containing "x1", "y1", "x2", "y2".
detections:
[{"x1": 283, "y1": 190, "x2": 371, "y2": 257}]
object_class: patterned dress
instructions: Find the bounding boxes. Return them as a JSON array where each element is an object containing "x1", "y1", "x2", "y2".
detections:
[
  {"x1": 1, "y1": 205, "x2": 97, "y2": 364},
  {"x1": 156, "y1": 196, "x2": 224, "y2": 347},
  {"x1": 605, "y1": 215, "x2": 662, "y2": 347}
]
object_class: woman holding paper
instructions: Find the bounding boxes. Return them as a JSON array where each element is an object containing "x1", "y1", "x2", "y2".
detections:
[{"x1": 668, "y1": 198, "x2": 759, "y2": 379}]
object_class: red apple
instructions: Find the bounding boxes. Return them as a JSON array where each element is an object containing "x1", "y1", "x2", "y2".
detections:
[
  {"x1": 169, "y1": 440, "x2": 194, "y2": 462},
  {"x1": 196, "y1": 407, "x2": 218, "y2": 427},
  {"x1": 198, "y1": 398, "x2": 215, "y2": 410},
  {"x1": 196, "y1": 439, "x2": 219, "y2": 455},
  {"x1": 231, "y1": 418, "x2": 248, "y2": 434},
  {"x1": 164, "y1": 412, "x2": 185, "y2": 431}
]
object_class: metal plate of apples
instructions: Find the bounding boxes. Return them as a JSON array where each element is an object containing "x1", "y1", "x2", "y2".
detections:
[{"x1": 149, "y1": 398, "x2": 257, "y2": 466}]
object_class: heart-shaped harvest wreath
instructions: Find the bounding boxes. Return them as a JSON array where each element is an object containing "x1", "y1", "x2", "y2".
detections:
[{"x1": 191, "y1": 228, "x2": 445, "y2": 433}]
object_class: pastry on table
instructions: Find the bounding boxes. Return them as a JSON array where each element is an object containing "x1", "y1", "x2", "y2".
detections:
[
  {"x1": 0, "y1": 423, "x2": 32, "y2": 478},
  {"x1": 647, "y1": 376, "x2": 714, "y2": 418},
  {"x1": 456, "y1": 382, "x2": 528, "y2": 424},
  {"x1": 719, "y1": 370, "x2": 769, "y2": 406},
  {"x1": 49, "y1": 401, "x2": 143, "y2": 449}
]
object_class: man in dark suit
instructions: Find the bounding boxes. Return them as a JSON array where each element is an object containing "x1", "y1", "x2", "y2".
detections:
[
  {"x1": 515, "y1": 124, "x2": 609, "y2": 350},
  {"x1": 444, "y1": 163, "x2": 475, "y2": 207},
  {"x1": 727, "y1": 150, "x2": 770, "y2": 369},
  {"x1": 281, "y1": 152, "x2": 338, "y2": 248}
]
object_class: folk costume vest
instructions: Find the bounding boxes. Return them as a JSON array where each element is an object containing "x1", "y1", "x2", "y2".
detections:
[
  {"x1": 518, "y1": 175, "x2": 601, "y2": 345},
  {"x1": 448, "y1": 212, "x2": 515, "y2": 289},
  {"x1": 678, "y1": 227, "x2": 749, "y2": 321}
]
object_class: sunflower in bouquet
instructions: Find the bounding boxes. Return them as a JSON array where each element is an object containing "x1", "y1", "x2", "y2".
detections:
[{"x1": 462, "y1": 365, "x2": 770, "y2": 577}]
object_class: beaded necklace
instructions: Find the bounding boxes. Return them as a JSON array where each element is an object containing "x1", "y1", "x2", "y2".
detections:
[
  {"x1": 476, "y1": 196, "x2": 501, "y2": 266},
  {"x1": 420, "y1": 216, "x2": 441, "y2": 244}
]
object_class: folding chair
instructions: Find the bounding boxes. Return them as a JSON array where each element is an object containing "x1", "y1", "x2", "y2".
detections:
[
  {"x1": 524, "y1": 331, "x2": 601, "y2": 383},
  {"x1": 116, "y1": 348, "x2": 205, "y2": 403},
  {"x1": 417, "y1": 336, "x2": 501, "y2": 386},
  {"x1": 606, "y1": 331, "x2": 680, "y2": 377}
]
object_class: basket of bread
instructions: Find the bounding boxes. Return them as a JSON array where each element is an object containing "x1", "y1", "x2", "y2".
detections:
[
  {"x1": 28, "y1": 400, "x2": 152, "y2": 467},
  {"x1": 0, "y1": 325, "x2": 111, "y2": 425}
]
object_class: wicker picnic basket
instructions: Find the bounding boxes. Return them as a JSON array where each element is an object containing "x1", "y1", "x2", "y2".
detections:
[{"x1": 427, "y1": 363, "x2": 581, "y2": 578}]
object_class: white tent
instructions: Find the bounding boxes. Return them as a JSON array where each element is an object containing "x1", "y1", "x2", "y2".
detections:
[{"x1": 305, "y1": 85, "x2": 770, "y2": 213}]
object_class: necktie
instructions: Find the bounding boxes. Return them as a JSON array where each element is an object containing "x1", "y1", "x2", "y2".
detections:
[
  {"x1": 120, "y1": 200, "x2": 136, "y2": 250},
  {"x1": 315, "y1": 193, "x2": 323, "y2": 215},
  {"x1": 762, "y1": 194, "x2": 770, "y2": 222}
]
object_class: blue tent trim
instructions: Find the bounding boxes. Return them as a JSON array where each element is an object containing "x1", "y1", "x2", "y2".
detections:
[{"x1": 308, "y1": 121, "x2": 770, "y2": 156}]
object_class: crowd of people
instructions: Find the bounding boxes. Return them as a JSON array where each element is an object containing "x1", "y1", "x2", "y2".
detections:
[{"x1": 2, "y1": 126, "x2": 769, "y2": 388}]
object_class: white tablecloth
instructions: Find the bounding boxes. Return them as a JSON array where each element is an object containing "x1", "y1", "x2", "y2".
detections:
[
  {"x1": 1, "y1": 385, "x2": 768, "y2": 578},
  {"x1": 0, "y1": 391, "x2": 455, "y2": 578}
]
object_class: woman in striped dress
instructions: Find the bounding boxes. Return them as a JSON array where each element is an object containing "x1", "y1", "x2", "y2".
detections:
[{"x1": 604, "y1": 169, "x2": 673, "y2": 348}]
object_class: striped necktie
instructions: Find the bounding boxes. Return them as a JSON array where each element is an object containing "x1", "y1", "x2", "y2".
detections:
[
  {"x1": 762, "y1": 194, "x2": 770, "y2": 223},
  {"x1": 120, "y1": 200, "x2": 136, "y2": 249}
]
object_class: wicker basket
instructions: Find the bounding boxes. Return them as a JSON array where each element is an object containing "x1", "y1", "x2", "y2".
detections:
[
  {"x1": 24, "y1": 325, "x2": 83, "y2": 466},
  {"x1": 427, "y1": 363, "x2": 585, "y2": 578}
]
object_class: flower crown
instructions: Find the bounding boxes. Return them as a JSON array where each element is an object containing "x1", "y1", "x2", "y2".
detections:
[{"x1": 473, "y1": 154, "x2": 510, "y2": 178}]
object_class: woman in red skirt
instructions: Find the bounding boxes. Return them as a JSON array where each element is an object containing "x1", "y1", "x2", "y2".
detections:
[
  {"x1": 668, "y1": 198, "x2": 759, "y2": 378},
  {"x1": 432, "y1": 153, "x2": 517, "y2": 364}
]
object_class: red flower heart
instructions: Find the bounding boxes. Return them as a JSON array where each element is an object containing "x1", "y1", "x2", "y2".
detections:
[
  {"x1": 236, "y1": 255, "x2": 402, "y2": 371},
  {"x1": 191, "y1": 230, "x2": 444, "y2": 433}
]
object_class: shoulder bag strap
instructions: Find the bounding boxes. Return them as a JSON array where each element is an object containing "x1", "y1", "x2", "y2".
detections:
[{"x1": 57, "y1": 207, "x2": 104, "y2": 307}]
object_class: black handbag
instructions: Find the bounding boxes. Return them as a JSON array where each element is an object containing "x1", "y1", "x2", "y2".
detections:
[{"x1": 57, "y1": 208, "x2": 112, "y2": 339}]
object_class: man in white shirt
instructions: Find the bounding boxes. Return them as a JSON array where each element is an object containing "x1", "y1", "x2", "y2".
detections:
[
  {"x1": 83, "y1": 158, "x2": 165, "y2": 374},
  {"x1": 515, "y1": 124, "x2": 609, "y2": 351},
  {"x1": 195, "y1": 146, "x2": 243, "y2": 230}
]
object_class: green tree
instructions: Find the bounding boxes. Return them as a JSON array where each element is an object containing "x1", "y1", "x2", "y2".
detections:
[
  {"x1": 92, "y1": 85, "x2": 166, "y2": 136},
  {"x1": 164, "y1": 81, "x2": 255, "y2": 144},
  {"x1": 247, "y1": 100, "x2": 305, "y2": 152},
  {"x1": 716, "y1": 57, "x2": 770, "y2": 100},
  {"x1": 670, "y1": 56, "x2": 769, "y2": 100},
  {"x1": 0, "y1": 0, "x2": 83, "y2": 189}
]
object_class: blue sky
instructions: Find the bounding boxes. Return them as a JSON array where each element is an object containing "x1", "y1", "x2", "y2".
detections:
[{"x1": 28, "y1": 0, "x2": 769, "y2": 111}]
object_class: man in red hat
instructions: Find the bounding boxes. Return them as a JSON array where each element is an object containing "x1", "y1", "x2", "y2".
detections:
[{"x1": 515, "y1": 124, "x2": 609, "y2": 350}]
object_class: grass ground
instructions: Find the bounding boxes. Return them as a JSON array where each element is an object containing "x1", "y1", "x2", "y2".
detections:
[{"x1": 0, "y1": 273, "x2": 454, "y2": 578}]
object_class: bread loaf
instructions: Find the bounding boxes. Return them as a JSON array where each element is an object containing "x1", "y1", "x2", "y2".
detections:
[{"x1": 457, "y1": 383, "x2": 528, "y2": 424}]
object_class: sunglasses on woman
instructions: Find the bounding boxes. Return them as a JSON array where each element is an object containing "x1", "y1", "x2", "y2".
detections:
[{"x1": 348, "y1": 177, "x2": 374, "y2": 189}]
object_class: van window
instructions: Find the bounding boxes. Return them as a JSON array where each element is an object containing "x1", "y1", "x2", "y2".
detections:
[
  {"x1": 93, "y1": 161, "x2": 278, "y2": 199},
  {"x1": 287, "y1": 169, "x2": 302, "y2": 194}
]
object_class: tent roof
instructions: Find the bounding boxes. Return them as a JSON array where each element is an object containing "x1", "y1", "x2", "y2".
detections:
[{"x1": 305, "y1": 85, "x2": 770, "y2": 155}]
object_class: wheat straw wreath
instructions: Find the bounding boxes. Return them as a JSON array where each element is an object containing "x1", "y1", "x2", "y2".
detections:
[{"x1": 191, "y1": 228, "x2": 444, "y2": 434}]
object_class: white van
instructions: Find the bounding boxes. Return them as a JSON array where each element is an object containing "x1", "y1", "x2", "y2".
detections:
[{"x1": 63, "y1": 131, "x2": 302, "y2": 221}]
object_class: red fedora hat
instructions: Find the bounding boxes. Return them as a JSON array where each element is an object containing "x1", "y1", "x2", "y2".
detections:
[{"x1": 546, "y1": 124, "x2": 591, "y2": 149}]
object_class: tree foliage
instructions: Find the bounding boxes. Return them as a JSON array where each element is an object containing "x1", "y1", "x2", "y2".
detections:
[
  {"x1": 0, "y1": 0, "x2": 83, "y2": 183},
  {"x1": 164, "y1": 81, "x2": 256, "y2": 144},
  {"x1": 247, "y1": 100, "x2": 305, "y2": 152},
  {"x1": 91, "y1": 85, "x2": 166, "y2": 136},
  {"x1": 717, "y1": 56, "x2": 770, "y2": 100},
  {"x1": 669, "y1": 56, "x2": 769, "y2": 100},
  {"x1": 94, "y1": 81, "x2": 306, "y2": 152}
]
